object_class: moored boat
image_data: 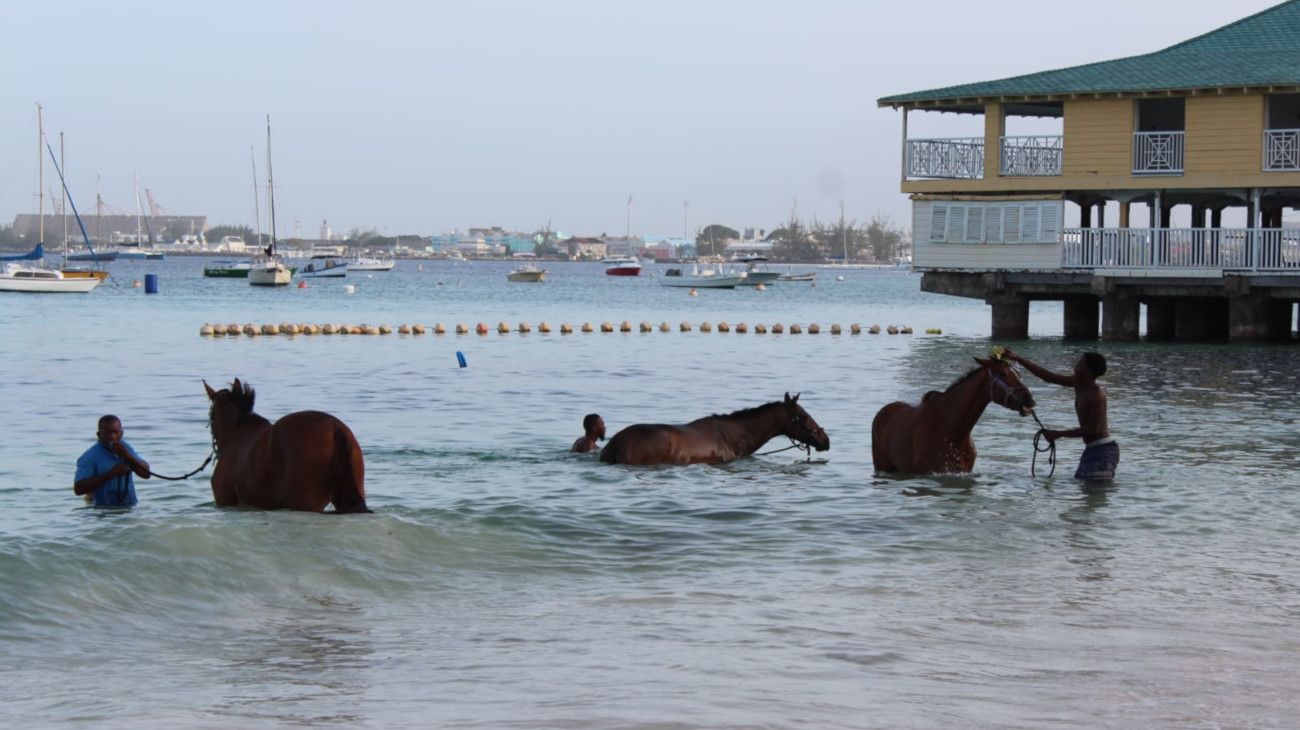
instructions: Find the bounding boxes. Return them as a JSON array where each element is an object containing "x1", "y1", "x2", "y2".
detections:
[
  {"x1": 298, "y1": 255, "x2": 348, "y2": 278},
  {"x1": 506, "y1": 264, "x2": 547, "y2": 282},
  {"x1": 347, "y1": 255, "x2": 395, "y2": 271},
  {"x1": 658, "y1": 264, "x2": 745, "y2": 289},
  {"x1": 603, "y1": 255, "x2": 642, "y2": 276},
  {"x1": 0, "y1": 262, "x2": 99, "y2": 293}
]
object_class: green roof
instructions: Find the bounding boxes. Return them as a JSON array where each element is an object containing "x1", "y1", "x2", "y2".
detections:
[{"x1": 878, "y1": 0, "x2": 1300, "y2": 112}]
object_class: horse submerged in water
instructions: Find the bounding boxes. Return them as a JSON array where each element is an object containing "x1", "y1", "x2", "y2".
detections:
[
  {"x1": 600, "y1": 392, "x2": 830, "y2": 466},
  {"x1": 872, "y1": 356, "x2": 1035, "y2": 474},
  {"x1": 205, "y1": 379, "x2": 370, "y2": 512}
]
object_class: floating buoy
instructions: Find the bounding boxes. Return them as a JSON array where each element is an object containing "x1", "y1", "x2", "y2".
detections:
[
  {"x1": 755, "y1": 324, "x2": 768, "y2": 334},
  {"x1": 476, "y1": 323, "x2": 489, "y2": 335},
  {"x1": 700, "y1": 322, "x2": 712, "y2": 332},
  {"x1": 200, "y1": 323, "x2": 215, "y2": 336},
  {"x1": 539, "y1": 322, "x2": 551, "y2": 333},
  {"x1": 755, "y1": 283, "x2": 765, "y2": 291},
  {"x1": 498, "y1": 321, "x2": 510, "y2": 334},
  {"x1": 717, "y1": 322, "x2": 730, "y2": 333},
  {"x1": 456, "y1": 351, "x2": 467, "y2": 368},
  {"x1": 807, "y1": 323, "x2": 820, "y2": 334},
  {"x1": 735, "y1": 322, "x2": 748, "y2": 333},
  {"x1": 869, "y1": 324, "x2": 881, "y2": 334},
  {"x1": 322, "y1": 324, "x2": 336, "y2": 335},
  {"x1": 619, "y1": 321, "x2": 632, "y2": 333},
  {"x1": 581, "y1": 322, "x2": 593, "y2": 333},
  {"x1": 659, "y1": 321, "x2": 671, "y2": 332},
  {"x1": 518, "y1": 322, "x2": 531, "y2": 333},
  {"x1": 224, "y1": 323, "x2": 240, "y2": 336},
  {"x1": 435, "y1": 323, "x2": 447, "y2": 334},
  {"x1": 399, "y1": 324, "x2": 412, "y2": 335},
  {"x1": 689, "y1": 288, "x2": 698, "y2": 296},
  {"x1": 284, "y1": 323, "x2": 301, "y2": 335},
  {"x1": 900, "y1": 326, "x2": 913, "y2": 335},
  {"x1": 349, "y1": 325, "x2": 365, "y2": 335},
  {"x1": 790, "y1": 323, "x2": 803, "y2": 334},
  {"x1": 297, "y1": 281, "x2": 307, "y2": 289},
  {"x1": 639, "y1": 321, "x2": 652, "y2": 333},
  {"x1": 132, "y1": 279, "x2": 142, "y2": 288},
  {"x1": 304, "y1": 324, "x2": 320, "y2": 335},
  {"x1": 925, "y1": 328, "x2": 942, "y2": 335},
  {"x1": 344, "y1": 284, "x2": 356, "y2": 294},
  {"x1": 417, "y1": 263, "x2": 423, "y2": 271},
  {"x1": 261, "y1": 323, "x2": 278, "y2": 336},
  {"x1": 850, "y1": 324, "x2": 862, "y2": 335},
  {"x1": 561, "y1": 323, "x2": 573, "y2": 334},
  {"x1": 243, "y1": 324, "x2": 257, "y2": 336},
  {"x1": 454, "y1": 323, "x2": 467, "y2": 334},
  {"x1": 680, "y1": 322, "x2": 692, "y2": 332},
  {"x1": 772, "y1": 323, "x2": 784, "y2": 334},
  {"x1": 378, "y1": 324, "x2": 392, "y2": 335},
  {"x1": 600, "y1": 321, "x2": 614, "y2": 333},
  {"x1": 836, "y1": 275, "x2": 845, "y2": 282},
  {"x1": 412, "y1": 324, "x2": 426, "y2": 335},
  {"x1": 887, "y1": 325, "x2": 899, "y2": 335},
  {"x1": 830, "y1": 324, "x2": 841, "y2": 335}
]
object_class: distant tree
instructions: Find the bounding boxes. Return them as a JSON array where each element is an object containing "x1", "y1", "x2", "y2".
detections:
[
  {"x1": 770, "y1": 218, "x2": 821, "y2": 262},
  {"x1": 864, "y1": 213, "x2": 906, "y2": 262},
  {"x1": 814, "y1": 218, "x2": 870, "y2": 261},
  {"x1": 0, "y1": 224, "x2": 22, "y2": 251},
  {"x1": 695, "y1": 224, "x2": 738, "y2": 257},
  {"x1": 205, "y1": 224, "x2": 260, "y2": 245}
]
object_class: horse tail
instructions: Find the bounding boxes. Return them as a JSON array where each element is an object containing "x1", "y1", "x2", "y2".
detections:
[{"x1": 330, "y1": 424, "x2": 371, "y2": 514}]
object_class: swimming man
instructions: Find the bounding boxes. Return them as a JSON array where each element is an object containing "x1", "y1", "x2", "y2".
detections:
[
  {"x1": 1003, "y1": 350, "x2": 1118, "y2": 480},
  {"x1": 571, "y1": 414, "x2": 606, "y2": 453}
]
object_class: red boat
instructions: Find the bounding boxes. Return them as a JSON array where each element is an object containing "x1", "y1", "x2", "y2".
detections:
[{"x1": 603, "y1": 256, "x2": 642, "y2": 276}]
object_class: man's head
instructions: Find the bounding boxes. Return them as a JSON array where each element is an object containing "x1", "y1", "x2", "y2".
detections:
[
  {"x1": 583, "y1": 413, "x2": 606, "y2": 440},
  {"x1": 97, "y1": 415, "x2": 123, "y2": 446},
  {"x1": 1076, "y1": 352, "x2": 1107, "y2": 379}
]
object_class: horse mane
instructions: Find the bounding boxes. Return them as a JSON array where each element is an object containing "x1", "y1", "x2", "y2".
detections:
[
  {"x1": 228, "y1": 380, "x2": 257, "y2": 415},
  {"x1": 707, "y1": 399, "x2": 785, "y2": 420},
  {"x1": 942, "y1": 367, "x2": 984, "y2": 394}
]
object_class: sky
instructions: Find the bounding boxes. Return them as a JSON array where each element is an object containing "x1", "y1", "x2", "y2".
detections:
[{"x1": 0, "y1": 0, "x2": 1282, "y2": 239}]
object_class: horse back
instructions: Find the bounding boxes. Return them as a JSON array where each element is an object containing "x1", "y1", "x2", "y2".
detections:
[
  {"x1": 871, "y1": 400, "x2": 915, "y2": 472},
  {"x1": 600, "y1": 424, "x2": 683, "y2": 465},
  {"x1": 244, "y1": 410, "x2": 367, "y2": 512}
]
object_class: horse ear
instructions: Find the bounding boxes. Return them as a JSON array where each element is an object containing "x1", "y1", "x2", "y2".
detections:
[
  {"x1": 784, "y1": 392, "x2": 792, "y2": 403},
  {"x1": 203, "y1": 380, "x2": 216, "y2": 400},
  {"x1": 232, "y1": 377, "x2": 242, "y2": 394},
  {"x1": 973, "y1": 356, "x2": 991, "y2": 366},
  {"x1": 793, "y1": 392, "x2": 800, "y2": 403}
]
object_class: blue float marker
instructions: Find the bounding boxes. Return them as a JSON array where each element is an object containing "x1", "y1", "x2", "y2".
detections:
[{"x1": 456, "y1": 351, "x2": 467, "y2": 368}]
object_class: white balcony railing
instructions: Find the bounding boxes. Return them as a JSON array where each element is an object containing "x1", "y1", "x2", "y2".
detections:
[
  {"x1": 1061, "y1": 228, "x2": 1300, "y2": 270},
  {"x1": 1132, "y1": 131, "x2": 1185, "y2": 175},
  {"x1": 1000, "y1": 135, "x2": 1063, "y2": 176},
  {"x1": 1264, "y1": 129, "x2": 1300, "y2": 171},
  {"x1": 904, "y1": 137, "x2": 984, "y2": 180}
]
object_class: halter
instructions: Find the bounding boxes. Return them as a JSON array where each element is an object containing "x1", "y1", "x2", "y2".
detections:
[{"x1": 986, "y1": 366, "x2": 1024, "y2": 410}]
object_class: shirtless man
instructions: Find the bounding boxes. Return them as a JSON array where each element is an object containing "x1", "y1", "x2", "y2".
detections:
[
  {"x1": 1003, "y1": 350, "x2": 1118, "y2": 480},
  {"x1": 571, "y1": 414, "x2": 606, "y2": 454}
]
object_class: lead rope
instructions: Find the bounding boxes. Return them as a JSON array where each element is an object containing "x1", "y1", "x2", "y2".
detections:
[
  {"x1": 1029, "y1": 410, "x2": 1056, "y2": 478},
  {"x1": 756, "y1": 438, "x2": 812, "y2": 460},
  {"x1": 148, "y1": 449, "x2": 216, "y2": 481}
]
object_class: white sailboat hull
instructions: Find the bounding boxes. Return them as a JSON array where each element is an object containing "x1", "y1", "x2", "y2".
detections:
[{"x1": 248, "y1": 258, "x2": 292, "y2": 286}]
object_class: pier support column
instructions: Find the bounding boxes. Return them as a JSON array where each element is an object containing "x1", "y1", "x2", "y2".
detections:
[
  {"x1": 1145, "y1": 299, "x2": 1176, "y2": 340},
  {"x1": 988, "y1": 295, "x2": 1029, "y2": 341},
  {"x1": 1101, "y1": 295, "x2": 1140, "y2": 341},
  {"x1": 1063, "y1": 297, "x2": 1099, "y2": 341},
  {"x1": 1176, "y1": 298, "x2": 1228, "y2": 341},
  {"x1": 1229, "y1": 295, "x2": 1293, "y2": 342}
]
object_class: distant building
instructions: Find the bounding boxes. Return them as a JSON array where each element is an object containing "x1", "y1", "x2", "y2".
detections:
[
  {"x1": 563, "y1": 236, "x2": 608, "y2": 260},
  {"x1": 604, "y1": 236, "x2": 644, "y2": 257},
  {"x1": 12, "y1": 213, "x2": 207, "y2": 245}
]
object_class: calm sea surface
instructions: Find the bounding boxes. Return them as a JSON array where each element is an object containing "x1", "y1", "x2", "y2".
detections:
[{"x1": 1, "y1": 258, "x2": 1298, "y2": 728}]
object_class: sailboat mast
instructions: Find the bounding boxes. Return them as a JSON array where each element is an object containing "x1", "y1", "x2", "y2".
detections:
[
  {"x1": 37, "y1": 103, "x2": 44, "y2": 245},
  {"x1": 266, "y1": 115, "x2": 277, "y2": 253},
  {"x1": 96, "y1": 176, "x2": 103, "y2": 246},
  {"x1": 250, "y1": 145, "x2": 262, "y2": 246},
  {"x1": 60, "y1": 132, "x2": 68, "y2": 251},
  {"x1": 840, "y1": 199, "x2": 847, "y2": 262},
  {"x1": 134, "y1": 175, "x2": 142, "y2": 246}
]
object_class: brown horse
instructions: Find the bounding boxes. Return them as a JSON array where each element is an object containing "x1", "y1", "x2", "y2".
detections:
[
  {"x1": 204, "y1": 379, "x2": 370, "y2": 512},
  {"x1": 600, "y1": 392, "x2": 830, "y2": 466},
  {"x1": 872, "y1": 357, "x2": 1035, "y2": 474}
]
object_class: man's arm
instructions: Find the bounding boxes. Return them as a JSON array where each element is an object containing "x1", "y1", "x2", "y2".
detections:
[
  {"x1": 111, "y1": 443, "x2": 151, "y2": 480},
  {"x1": 1004, "y1": 350, "x2": 1076, "y2": 387},
  {"x1": 74, "y1": 463, "x2": 131, "y2": 496}
]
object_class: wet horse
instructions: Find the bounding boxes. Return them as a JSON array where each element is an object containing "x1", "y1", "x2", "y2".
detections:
[
  {"x1": 872, "y1": 357, "x2": 1035, "y2": 474},
  {"x1": 205, "y1": 379, "x2": 370, "y2": 512},
  {"x1": 600, "y1": 393, "x2": 830, "y2": 466}
]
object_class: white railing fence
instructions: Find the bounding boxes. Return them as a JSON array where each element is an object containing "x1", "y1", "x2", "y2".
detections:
[
  {"x1": 1000, "y1": 135, "x2": 1063, "y2": 176},
  {"x1": 1132, "y1": 131, "x2": 1185, "y2": 175},
  {"x1": 904, "y1": 137, "x2": 984, "y2": 180},
  {"x1": 1264, "y1": 129, "x2": 1300, "y2": 172},
  {"x1": 1062, "y1": 228, "x2": 1300, "y2": 270}
]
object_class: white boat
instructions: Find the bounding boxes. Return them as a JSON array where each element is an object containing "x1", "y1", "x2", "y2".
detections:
[
  {"x1": 348, "y1": 255, "x2": 395, "y2": 271},
  {"x1": 298, "y1": 255, "x2": 348, "y2": 278},
  {"x1": 603, "y1": 255, "x2": 642, "y2": 276},
  {"x1": 659, "y1": 264, "x2": 746, "y2": 289},
  {"x1": 116, "y1": 248, "x2": 164, "y2": 261},
  {"x1": 733, "y1": 256, "x2": 781, "y2": 286},
  {"x1": 0, "y1": 262, "x2": 99, "y2": 293},
  {"x1": 778, "y1": 272, "x2": 816, "y2": 282},
  {"x1": 249, "y1": 116, "x2": 292, "y2": 287},
  {"x1": 506, "y1": 264, "x2": 546, "y2": 282}
]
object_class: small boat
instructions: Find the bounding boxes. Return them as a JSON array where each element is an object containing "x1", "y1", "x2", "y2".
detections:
[
  {"x1": 115, "y1": 248, "x2": 164, "y2": 261},
  {"x1": 347, "y1": 255, "x2": 395, "y2": 271},
  {"x1": 65, "y1": 249, "x2": 119, "y2": 262},
  {"x1": 603, "y1": 255, "x2": 642, "y2": 276},
  {"x1": 658, "y1": 264, "x2": 745, "y2": 289},
  {"x1": 249, "y1": 115, "x2": 293, "y2": 288},
  {"x1": 204, "y1": 259, "x2": 253, "y2": 278},
  {"x1": 0, "y1": 262, "x2": 99, "y2": 293},
  {"x1": 778, "y1": 272, "x2": 816, "y2": 282},
  {"x1": 733, "y1": 256, "x2": 781, "y2": 286},
  {"x1": 506, "y1": 264, "x2": 547, "y2": 282},
  {"x1": 298, "y1": 255, "x2": 348, "y2": 278}
]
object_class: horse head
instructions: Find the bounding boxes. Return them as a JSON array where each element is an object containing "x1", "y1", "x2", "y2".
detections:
[
  {"x1": 204, "y1": 378, "x2": 257, "y2": 439},
  {"x1": 974, "y1": 357, "x2": 1035, "y2": 416},
  {"x1": 781, "y1": 392, "x2": 830, "y2": 452}
]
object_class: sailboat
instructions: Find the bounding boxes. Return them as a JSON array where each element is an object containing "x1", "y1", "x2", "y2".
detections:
[
  {"x1": 117, "y1": 179, "x2": 164, "y2": 260},
  {"x1": 0, "y1": 104, "x2": 99, "y2": 294},
  {"x1": 248, "y1": 115, "x2": 292, "y2": 287}
]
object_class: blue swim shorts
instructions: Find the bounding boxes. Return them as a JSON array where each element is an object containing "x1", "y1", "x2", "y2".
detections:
[{"x1": 1075, "y1": 438, "x2": 1120, "y2": 480}]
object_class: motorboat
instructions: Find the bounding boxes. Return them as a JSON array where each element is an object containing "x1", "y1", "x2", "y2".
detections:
[
  {"x1": 603, "y1": 255, "x2": 642, "y2": 276},
  {"x1": 658, "y1": 264, "x2": 745, "y2": 289},
  {"x1": 204, "y1": 259, "x2": 253, "y2": 278},
  {"x1": 116, "y1": 248, "x2": 164, "y2": 261},
  {"x1": 0, "y1": 262, "x2": 100, "y2": 293},
  {"x1": 733, "y1": 256, "x2": 781, "y2": 286},
  {"x1": 65, "y1": 249, "x2": 119, "y2": 262},
  {"x1": 778, "y1": 272, "x2": 816, "y2": 282},
  {"x1": 347, "y1": 255, "x2": 395, "y2": 271},
  {"x1": 506, "y1": 264, "x2": 547, "y2": 282},
  {"x1": 298, "y1": 255, "x2": 348, "y2": 278}
]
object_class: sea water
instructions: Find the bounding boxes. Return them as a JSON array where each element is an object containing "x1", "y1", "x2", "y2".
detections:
[{"x1": 1, "y1": 259, "x2": 1298, "y2": 728}]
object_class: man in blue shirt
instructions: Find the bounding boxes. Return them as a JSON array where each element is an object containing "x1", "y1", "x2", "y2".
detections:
[{"x1": 74, "y1": 415, "x2": 151, "y2": 506}]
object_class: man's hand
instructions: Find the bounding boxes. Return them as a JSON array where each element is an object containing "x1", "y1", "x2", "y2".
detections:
[
  {"x1": 1000, "y1": 347, "x2": 1021, "y2": 363},
  {"x1": 108, "y1": 463, "x2": 132, "y2": 478}
]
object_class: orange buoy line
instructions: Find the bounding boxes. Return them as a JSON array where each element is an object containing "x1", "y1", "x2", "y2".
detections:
[{"x1": 199, "y1": 321, "x2": 931, "y2": 337}]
